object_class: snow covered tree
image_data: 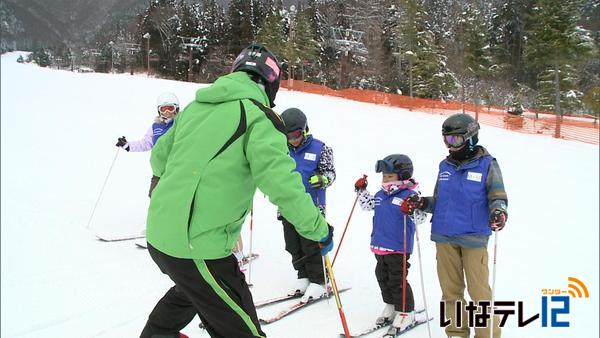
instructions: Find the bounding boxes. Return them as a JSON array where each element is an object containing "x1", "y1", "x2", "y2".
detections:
[
  {"x1": 255, "y1": 10, "x2": 286, "y2": 57},
  {"x1": 303, "y1": 0, "x2": 332, "y2": 84},
  {"x1": 423, "y1": 0, "x2": 457, "y2": 47},
  {"x1": 488, "y1": 0, "x2": 529, "y2": 82},
  {"x1": 28, "y1": 48, "x2": 51, "y2": 67},
  {"x1": 286, "y1": 6, "x2": 319, "y2": 80},
  {"x1": 463, "y1": 3, "x2": 494, "y2": 102},
  {"x1": 395, "y1": 0, "x2": 456, "y2": 98},
  {"x1": 447, "y1": 2, "x2": 495, "y2": 105},
  {"x1": 0, "y1": 2, "x2": 24, "y2": 52},
  {"x1": 227, "y1": 0, "x2": 256, "y2": 53},
  {"x1": 137, "y1": 0, "x2": 184, "y2": 77},
  {"x1": 583, "y1": 86, "x2": 600, "y2": 118},
  {"x1": 197, "y1": 0, "x2": 229, "y2": 81},
  {"x1": 524, "y1": 0, "x2": 596, "y2": 114}
]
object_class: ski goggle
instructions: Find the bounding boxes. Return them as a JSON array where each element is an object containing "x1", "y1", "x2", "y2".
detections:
[
  {"x1": 375, "y1": 159, "x2": 397, "y2": 173},
  {"x1": 158, "y1": 104, "x2": 177, "y2": 114},
  {"x1": 443, "y1": 134, "x2": 467, "y2": 149},
  {"x1": 287, "y1": 129, "x2": 304, "y2": 140}
]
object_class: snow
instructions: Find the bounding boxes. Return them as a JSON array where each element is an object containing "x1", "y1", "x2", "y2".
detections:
[{"x1": 1, "y1": 51, "x2": 599, "y2": 338}]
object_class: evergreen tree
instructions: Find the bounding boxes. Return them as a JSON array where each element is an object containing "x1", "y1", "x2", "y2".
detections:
[
  {"x1": 423, "y1": 0, "x2": 456, "y2": 47},
  {"x1": 304, "y1": 0, "x2": 330, "y2": 84},
  {"x1": 137, "y1": 0, "x2": 182, "y2": 77},
  {"x1": 0, "y1": 2, "x2": 24, "y2": 52},
  {"x1": 255, "y1": 10, "x2": 286, "y2": 57},
  {"x1": 396, "y1": 0, "x2": 456, "y2": 98},
  {"x1": 287, "y1": 6, "x2": 319, "y2": 80},
  {"x1": 582, "y1": 86, "x2": 600, "y2": 118},
  {"x1": 28, "y1": 48, "x2": 51, "y2": 67},
  {"x1": 228, "y1": 0, "x2": 256, "y2": 53},
  {"x1": 199, "y1": 0, "x2": 229, "y2": 80},
  {"x1": 488, "y1": 0, "x2": 529, "y2": 81},
  {"x1": 524, "y1": 0, "x2": 596, "y2": 114}
]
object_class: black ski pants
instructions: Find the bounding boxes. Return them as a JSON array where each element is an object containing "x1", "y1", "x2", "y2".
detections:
[
  {"x1": 141, "y1": 244, "x2": 266, "y2": 338},
  {"x1": 375, "y1": 253, "x2": 415, "y2": 312},
  {"x1": 281, "y1": 217, "x2": 324, "y2": 284}
]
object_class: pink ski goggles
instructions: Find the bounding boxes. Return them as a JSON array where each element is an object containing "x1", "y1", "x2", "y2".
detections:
[{"x1": 443, "y1": 134, "x2": 467, "y2": 148}]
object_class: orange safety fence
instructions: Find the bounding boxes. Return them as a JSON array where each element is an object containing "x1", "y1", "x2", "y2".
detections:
[{"x1": 281, "y1": 80, "x2": 600, "y2": 145}]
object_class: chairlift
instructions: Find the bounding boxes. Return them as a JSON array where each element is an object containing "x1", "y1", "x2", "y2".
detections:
[{"x1": 326, "y1": 27, "x2": 369, "y2": 55}]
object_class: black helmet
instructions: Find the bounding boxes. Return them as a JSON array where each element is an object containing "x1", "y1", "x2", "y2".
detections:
[
  {"x1": 375, "y1": 154, "x2": 413, "y2": 180},
  {"x1": 281, "y1": 108, "x2": 308, "y2": 132},
  {"x1": 231, "y1": 43, "x2": 281, "y2": 108},
  {"x1": 442, "y1": 113, "x2": 480, "y2": 149},
  {"x1": 442, "y1": 113, "x2": 479, "y2": 136}
]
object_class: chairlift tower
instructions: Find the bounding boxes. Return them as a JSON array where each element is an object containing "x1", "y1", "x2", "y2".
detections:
[
  {"x1": 325, "y1": 27, "x2": 368, "y2": 88},
  {"x1": 178, "y1": 36, "x2": 206, "y2": 82}
]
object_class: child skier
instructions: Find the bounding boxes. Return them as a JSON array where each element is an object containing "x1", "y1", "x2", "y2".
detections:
[
  {"x1": 354, "y1": 154, "x2": 418, "y2": 334},
  {"x1": 280, "y1": 107, "x2": 336, "y2": 303},
  {"x1": 401, "y1": 113, "x2": 507, "y2": 338},
  {"x1": 115, "y1": 92, "x2": 180, "y2": 197}
]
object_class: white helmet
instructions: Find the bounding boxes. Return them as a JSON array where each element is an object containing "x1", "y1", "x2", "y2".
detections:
[
  {"x1": 156, "y1": 92, "x2": 180, "y2": 117},
  {"x1": 157, "y1": 92, "x2": 179, "y2": 108}
]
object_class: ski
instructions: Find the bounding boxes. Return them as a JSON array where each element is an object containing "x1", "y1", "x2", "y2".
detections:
[
  {"x1": 380, "y1": 317, "x2": 433, "y2": 337},
  {"x1": 339, "y1": 309, "x2": 426, "y2": 337},
  {"x1": 198, "y1": 286, "x2": 348, "y2": 331},
  {"x1": 134, "y1": 238, "x2": 147, "y2": 248},
  {"x1": 259, "y1": 287, "x2": 352, "y2": 325},
  {"x1": 254, "y1": 290, "x2": 304, "y2": 309},
  {"x1": 96, "y1": 234, "x2": 145, "y2": 242}
]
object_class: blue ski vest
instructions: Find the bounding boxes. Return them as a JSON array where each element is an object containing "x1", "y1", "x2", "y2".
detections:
[
  {"x1": 152, "y1": 119, "x2": 174, "y2": 145},
  {"x1": 431, "y1": 155, "x2": 494, "y2": 237},
  {"x1": 371, "y1": 189, "x2": 415, "y2": 253},
  {"x1": 289, "y1": 135, "x2": 326, "y2": 206}
]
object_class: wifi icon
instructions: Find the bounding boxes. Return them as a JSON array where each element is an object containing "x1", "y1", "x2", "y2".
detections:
[{"x1": 567, "y1": 277, "x2": 589, "y2": 298}]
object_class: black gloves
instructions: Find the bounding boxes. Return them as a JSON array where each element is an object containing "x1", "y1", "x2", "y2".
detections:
[
  {"x1": 116, "y1": 136, "x2": 129, "y2": 151},
  {"x1": 400, "y1": 194, "x2": 428, "y2": 215},
  {"x1": 489, "y1": 209, "x2": 507, "y2": 231}
]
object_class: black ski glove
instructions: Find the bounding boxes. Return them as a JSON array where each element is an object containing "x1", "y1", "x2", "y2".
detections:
[
  {"x1": 116, "y1": 136, "x2": 129, "y2": 151},
  {"x1": 400, "y1": 194, "x2": 427, "y2": 215},
  {"x1": 490, "y1": 209, "x2": 507, "y2": 231}
]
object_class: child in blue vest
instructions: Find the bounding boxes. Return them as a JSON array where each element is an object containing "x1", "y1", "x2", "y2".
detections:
[
  {"x1": 280, "y1": 107, "x2": 336, "y2": 303},
  {"x1": 402, "y1": 113, "x2": 507, "y2": 338},
  {"x1": 354, "y1": 154, "x2": 419, "y2": 334},
  {"x1": 114, "y1": 92, "x2": 179, "y2": 238},
  {"x1": 116, "y1": 92, "x2": 179, "y2": 197}
]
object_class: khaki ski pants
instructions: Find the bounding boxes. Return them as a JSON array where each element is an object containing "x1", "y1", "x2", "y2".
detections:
[{"x1": 436, "y1": 243, "x2": 501, "y2": 338}]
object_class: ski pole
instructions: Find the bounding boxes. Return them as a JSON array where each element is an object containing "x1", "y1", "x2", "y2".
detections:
[
  {"x1": 332, "y1": 175, "x2": 366, "y2": 266},
  {"x1": 413, "y1": 212, "x2": 432, "y2": 338},
  {"x1": 403, "y1": 215, "x2": 407, "y2": 314},
  {"x1": 323, "y1": 256, "x2": 329, "y2": 301},
  {"x1": 292, "y1": 251, "x2": 319, "y2": 265},
  {"x1": 324, "y1": 255, "x2": 351, "y2": 337},
  {"x1": 315, "y1": 193, "x2": 329, "y2": 299},
  {"x1": 247, "y1": 208, "x2": 254, "y2": 287},
  {"x1": 86, "y1": 148, "x2": 120, "y2": 229},
  {"x1": 490, "y1": 230, "x2": 499, "y2": 338}
]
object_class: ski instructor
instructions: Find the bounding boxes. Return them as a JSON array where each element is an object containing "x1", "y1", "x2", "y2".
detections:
[{"x1": 140, "y1": 43, "x2": 334, "y2": 338}]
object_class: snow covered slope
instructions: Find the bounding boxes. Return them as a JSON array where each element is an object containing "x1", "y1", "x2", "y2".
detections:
[{"x1": 1, "y1": 52, "x2": 598, "y2": 338}]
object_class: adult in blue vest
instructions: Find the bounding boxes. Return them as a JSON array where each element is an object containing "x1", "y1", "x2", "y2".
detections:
[
  {"x1": 402, "y1": 113, "x2": 508, "y2": 338},
  {"x1": 116, "y1": 92, "x2": 179, "y2": 197},
  {"x1": 280, "y1": 107, "x2": 336, "y2": 303}
]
